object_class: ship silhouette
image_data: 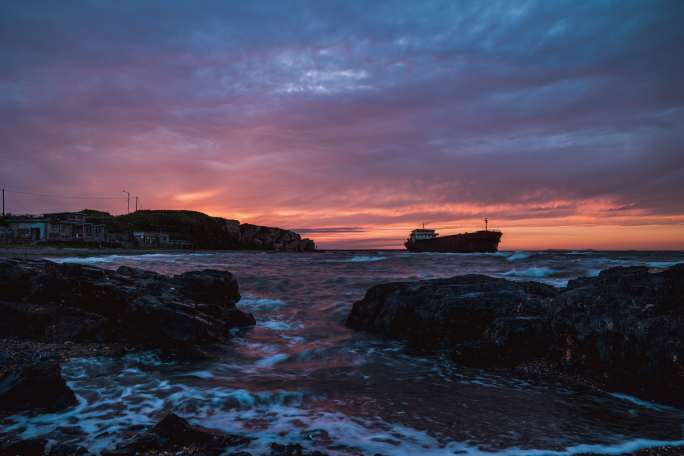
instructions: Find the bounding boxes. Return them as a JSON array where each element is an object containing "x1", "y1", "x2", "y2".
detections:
[{"x1": 404, "y1": 219, "x2": 502, "y2": 252}]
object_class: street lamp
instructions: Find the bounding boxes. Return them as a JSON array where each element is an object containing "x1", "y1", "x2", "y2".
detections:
[{"x1": 122, "y1": 189, "x2": 130, "y2": 214}]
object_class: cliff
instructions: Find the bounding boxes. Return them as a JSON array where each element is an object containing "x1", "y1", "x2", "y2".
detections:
[{"x1": 81, "y1": 209, "x2": 316, "y2": 251}]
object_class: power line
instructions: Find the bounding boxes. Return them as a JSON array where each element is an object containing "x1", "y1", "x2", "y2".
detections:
[{"x1": 3, "y1": 188, "x2": 128, "y2": 200}]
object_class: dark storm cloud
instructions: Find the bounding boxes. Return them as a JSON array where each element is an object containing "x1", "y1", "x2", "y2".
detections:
[{"x1": 0, "y1": 0, "x2": 683, "y2": 240}]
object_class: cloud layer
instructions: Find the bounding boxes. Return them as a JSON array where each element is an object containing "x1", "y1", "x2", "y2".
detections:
[{"x1": 1, "y1": 0, "x2": 683, "y2": 248}]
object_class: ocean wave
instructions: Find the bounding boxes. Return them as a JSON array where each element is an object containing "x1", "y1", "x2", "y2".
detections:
[
  {"x1": 498, "y1": 251, "x2": 533, "y2": 262},
  {"x1": 255, "y1": 353, "x2": 290, "y2": 367},
  {"x1": 559, "y1": 439, "x2": 684, "y2": 456},
  {"x1": 49, "y1": 252, "x2": 209, "y2": 265},
  {"x1": 502, "y1": 266, "x2": 558, "y2": 279},
  {"x1": 238, "y1": 296, "x2": 284, "y2": 311},
  {"x1": 49, "y1": 255, "x2": 121, "y2": 264},
  {"x1": 646, "y1": 260, "x2": 683, "y2": 269},
  {"x1": 609, "y1": 392, "x2": 682, "y2": 413},
  {"x1": 13, "y1": 249, "x2": 684, "y2": 455},
  {"x1": 260, "y1": 319, "x2": 299, "y2": 331},
  {"x1": 338, "y1": 255, "x2": 388, "y2": 263}
]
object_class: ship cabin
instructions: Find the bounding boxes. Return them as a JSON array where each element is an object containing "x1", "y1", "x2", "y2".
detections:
[{"x1": 408, "y1": 228, "x2": 438, "y2": 243}]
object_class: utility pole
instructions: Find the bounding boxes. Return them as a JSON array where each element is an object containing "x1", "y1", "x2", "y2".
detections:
[
  {"x1": 122, "y1": 189, "x2": 130, "y2": 214},
  {"x1": 1, "y1": 188, "x2": 4, "y2": 217},
  {"x1": 135, "y1": 196, "x2": 138, "y2": 212}
]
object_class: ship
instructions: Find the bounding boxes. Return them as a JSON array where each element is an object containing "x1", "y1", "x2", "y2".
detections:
[{"x1": 404, "y1": 219, "x2": 502, "y2": 253}]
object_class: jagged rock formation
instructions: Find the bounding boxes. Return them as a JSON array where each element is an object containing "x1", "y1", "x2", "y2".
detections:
[
  {"x1": 347, "y1": 264, "x2": 684, "y2": 406},
  {"x1": 229, "y1": 221, "x2": 316, "y2": 252},
  {"x1": 0, "y1": 258, "x2": 255, "y2": 353},
  {"x1": 84, "y1": 209, "x2": 316, "y2": 251},
  {"x1": 346, "y1": 275, "x2": 557, "y2": 350}
]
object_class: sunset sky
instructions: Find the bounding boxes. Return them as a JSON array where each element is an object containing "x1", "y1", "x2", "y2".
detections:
[{"x1": 1, "y1": 1, "x2": 683, "y2": 249}]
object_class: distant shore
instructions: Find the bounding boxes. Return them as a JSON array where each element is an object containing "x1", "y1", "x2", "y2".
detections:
[
  {"x1": 0, "y1": 245, "x2": 194, "y2": 259},
  {"x1": 2, "y1": 246, "x2": 684, "y2": 261}
]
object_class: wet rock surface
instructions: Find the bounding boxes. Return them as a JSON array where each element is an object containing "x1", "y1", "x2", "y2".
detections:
[
  {"x1": 0, "y1": 258, "x2": 255, "y2": 352},
  {"x1": 103, "y1": 413, "x2": 251, "y2": 456},
  {"x1": 0, "y1": 438, "x2": 91, "y2": 456},
  {"x1": 346, "y1": 274, "x2": 557, "y2": 350},
  {"x1": 99, "y1": 414, "x2": 331, "y2": 456},
  {"x1": 347, "y1": 264, "x2": 684, "y2": 406},
  {"x1": 0, "y1": 361, "x2": 76, "y2": 415}
]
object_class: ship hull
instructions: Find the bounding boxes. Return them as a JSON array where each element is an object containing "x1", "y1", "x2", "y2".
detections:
[{"x1": 404, "y1": 230, "x2": 502, "y2": 253}]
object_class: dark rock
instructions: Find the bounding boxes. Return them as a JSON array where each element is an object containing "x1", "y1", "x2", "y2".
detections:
[
  {"x1": 270, "y1": 443, "x2": 328, "y2": 456},
  {"x1": 106, "y1": 413, "x2": 250, "y2": 455},
  {"x1": 0, "y1": 258, "x2": 255, "y2": 355},
  {"x1": 346, "y1": 275, "x2": 557, "y2": 350},
  {"x1": 453, "y1": 316, "x2": 549, "y2": 367},
  {"x1": 270, "y1": 443, "x2": 305, "y2": 456},
  {"x1": 0, "y1": 361, "x2": 76, "y2": 415},
  {"x1": 347, "y1": 263, "x2": 684, "y2": 406},
  {"x1": 0, "y1": 439, "x2": 90, "y2": 456},
  {"x1": 176, "y1": 269, "x2": 240, "y2": 305},
  {"x1": 238, "y1": 224, "x2": 316, "y2": 252},
  {"x1": 0, "y1": 438, "x2": 47, "y2": 456},
  {"x1": 47, "y1": 443, "x2": 92, "y2": 456},
  {"x1": 546, "y1": 264, "x2": 684, "y2": 404}
]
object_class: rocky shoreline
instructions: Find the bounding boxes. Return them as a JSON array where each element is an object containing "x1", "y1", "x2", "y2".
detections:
[
  {"x1": 0, "y1": 258, "x2": 326, "y2": 455},
  {"x1": 346, "y1": 263, "x2": 684, "y2": 408},
  {"x1": 1, "y1": 258, "x2": 683, "y2": 455}
]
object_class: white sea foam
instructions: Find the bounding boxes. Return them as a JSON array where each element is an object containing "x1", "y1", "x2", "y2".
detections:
[
  {"x1": 496, "y1": 251, "x2": 533, "y2": 262},
  {"x1": 49, "y1": 255, "x2": 120, "y2": 264},
  {"x1": 338, "y1": 255, "x2": 388, "y2": 263},
  {"x1": 260, "y1": 320, "x2": 299, "y2": 331},
  {"x1": 255, "y1": 353, "x2": 290, "y2": 367},
  {"x1": 609, "y1": 392, "x2": 682, "y2": 413},
  {"x1": 238, "y1": 296, "x2": 284, "y2": 311},
  {"x1": 646, "y1": 260, "x2": 683, "y2": 269},
  {"x1": 6, "y1": 362, "x2": 684, "y2": 456},
  {"x1": 502, "y1": 266, "x2": 557, "y2": 279},
  {"x1": 49, "y1": 252, "x2": 216, "y2": 265}
]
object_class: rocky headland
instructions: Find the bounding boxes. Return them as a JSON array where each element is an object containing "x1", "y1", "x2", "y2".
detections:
[
  {"x1": 347, "y1": 263, "x2": 684, "y2": 408},
  {"x1": 85, "y1": 209, "x2": 316, "y2": 252}
]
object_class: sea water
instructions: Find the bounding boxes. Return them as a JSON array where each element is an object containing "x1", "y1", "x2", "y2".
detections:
[{"x1": 3, "y1": 250, "x2": 684, "y2": 455}]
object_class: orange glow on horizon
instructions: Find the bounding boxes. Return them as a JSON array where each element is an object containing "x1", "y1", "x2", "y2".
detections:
[
  {"x1": 299, "y1": 223, "x2": 684, "y2": 250},
  {"x1": 200, "y1": 203, "x2": 684, "y2": 250}
]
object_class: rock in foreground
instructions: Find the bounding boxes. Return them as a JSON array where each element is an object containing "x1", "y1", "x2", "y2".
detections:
[
  {"x1": 104, "y1": 413, "x2": 250, "y2": 456},
  {"x1": 0, "y1": 361, "x2": 76, "y2": 415},
  {"x1": 347, "y1": 264, "x2": 684, "y2": 406},
  {"x1": 346, "y1": 275, "x2": 557, "y2": 350},
  {"x1": 0, "y1": 258, "x2": 255, "y2": 353}
]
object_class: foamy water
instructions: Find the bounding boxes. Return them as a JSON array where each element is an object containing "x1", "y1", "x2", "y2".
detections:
[{"x1": 3, "y1": 250, "x2": 684, "y2": 455}]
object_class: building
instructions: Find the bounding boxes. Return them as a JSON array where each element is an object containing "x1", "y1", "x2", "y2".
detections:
[
  {"x1": 4, "y1": 216, "x2": 48, "y2": 241},
  {"x1": 132, "y1": 232, "x2": 193, "y2": 248},
  {"x1": 133, "y1": 231, "x2": 171, "y2": 247},
  {"x1": 4, "y1": 212, "x2": 106, "y2": 243},
  {"x1": 166, "y1": 239, "x2": 194, "y2": 249},
  {"x1": 0, "y1": 227, "x2": 14, "y2": 243}
]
